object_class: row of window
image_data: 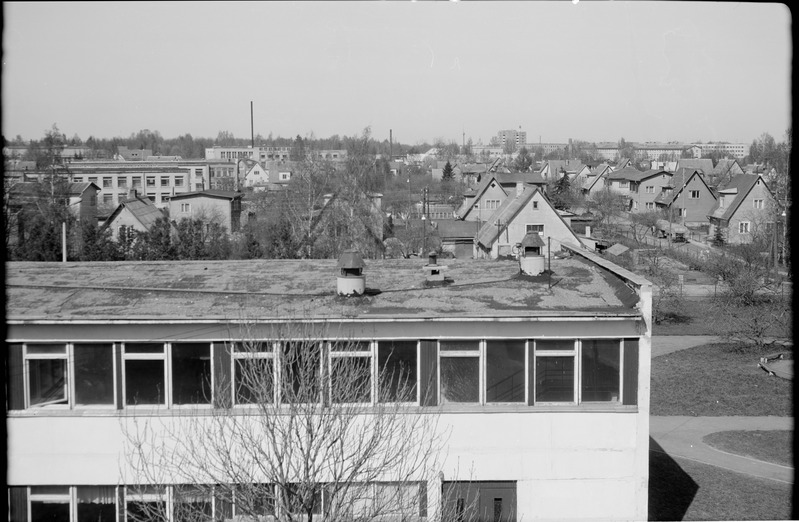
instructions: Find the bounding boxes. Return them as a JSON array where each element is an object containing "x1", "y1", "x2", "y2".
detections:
[
  {"x1": 7, "y1": 339, "x2": 638, "y2": 411},
  {"x1": 74, "y1": 176, "x2": 187, "y2": 188},
  {"x1": 8, "y1": 482, "x2": 427, "y2": 522}
]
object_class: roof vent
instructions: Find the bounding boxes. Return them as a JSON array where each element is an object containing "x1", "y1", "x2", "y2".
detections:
[
  {"x1": 337, "y1": 250, "x2": 365, "y2": 296},
  {"x1": 423, "y1": 251, "x2": 448, "y2": 282},
  {"x1": 518, "y1": 233, "x2": 546, "y2": 276}
]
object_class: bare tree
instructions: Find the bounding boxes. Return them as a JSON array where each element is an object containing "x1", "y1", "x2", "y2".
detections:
[{"x1": 122, "y1": 320, "x2": 448, "y2": 522}]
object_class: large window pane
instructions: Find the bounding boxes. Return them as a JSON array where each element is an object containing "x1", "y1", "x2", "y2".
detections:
[
  {"x1": 331, "y1": 357, "x2": 372, "y2": 403},
  {"x1": 125, "y1": 360, "x2": 165, "y2": 405},
  {"x1": 74, "y1": 344, "x2": 115, "y2": 405},
  {"x1": 173, "y1": 486, "x2": 212, "y2": 522},
  {"x1": 281, "y1": 342, "x2": 322, "y2": 403},
  {"x1": 30, "y1": 487, "x2": 70, "y2": 522},
  {"x1": 582, "y1": 340, "x2": 621, "y2": 402},
  {"x1": 172, "y1": 343, "x2": 211, "y2": 405},
  {"x1": 29, "y1": 359, "x2": 68, "y2": 406},
  {"x1": 31, "y1": 501, "x2": 70, "y2": 522},
  {"x1": 486, "y1": 341, "x2": 525, "y2": 403},
  {"x1": 77, "y1": 486, "x2": 116, "y2": 522},
  {"x1": 235, "y1": 358, "x2": 274, "y2": 404},
  {"x1": 535, "y1": 357, "x2": 574, "y2": 402},
  {"x1": 378, "y1": 341, "x2": 417, "y2": 402},
  {"x1": 440, "y1": 357, "x2": 479, "y2": 403}
]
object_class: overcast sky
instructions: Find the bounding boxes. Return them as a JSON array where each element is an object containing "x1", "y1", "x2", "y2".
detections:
[{"x1": 2, "y1": 1, "x2": 792, "y2": 146}]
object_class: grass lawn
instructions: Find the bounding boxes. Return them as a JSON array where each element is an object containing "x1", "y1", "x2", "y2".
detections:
[
  {"x1": 703, "y1": 430, "x2": 794, "y2": 467},
  {"x1": 650, "y1": 343, "x2": 793, "y2": 416},
  {"x1": 649, "y1": 440, "x2": 793, "y2": 521},
  {"x1": 653, "y1": 297, "x2": 718, "y2": 336}
]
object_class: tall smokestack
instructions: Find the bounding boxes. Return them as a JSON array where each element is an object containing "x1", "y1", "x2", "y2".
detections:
[
  {"x1": 250, "y1": 101, "x2": 254, "y2": 148},
  {"x1": 390, "y1": 129, "x2": 393, "y2": 159}
]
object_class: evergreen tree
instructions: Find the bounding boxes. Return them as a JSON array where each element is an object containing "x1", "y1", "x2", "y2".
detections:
[{"x1": 442, "y1": 161, "x2": 454, "y2": 182}]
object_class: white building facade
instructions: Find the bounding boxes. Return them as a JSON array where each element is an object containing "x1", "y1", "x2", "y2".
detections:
[{"x1": 7, "y1": 255, "x2": 651, "y2": 522}]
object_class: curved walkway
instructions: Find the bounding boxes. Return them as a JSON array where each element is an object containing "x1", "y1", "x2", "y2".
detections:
[
  {"x1": 651, "y1": 335, "x2": 721, "y2": 357},
  {"x1": 650, "y1": 416, "x2": 794, "y2": 483}
]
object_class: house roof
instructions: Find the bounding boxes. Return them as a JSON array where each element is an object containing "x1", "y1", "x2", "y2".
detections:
[
  {"x1": 476, "y1": 187, "x2": 583, "y2": 249},
  {"x1": 104, "y1": 195, "x2": 165, "y2": 231},
  {"x1": 709, "y1": 174, "x2": 772, "y2": 222},
  {"x1": 168, "y1": 190, "x2": 243, "y2": 201},
  {"x1": 6, "y1": 256, "x2": 643, "y2": 320},
  {"x1": 455, "y1": 172, "x2": 507, "y2": 219},
  {"x1": 654, "y1": 168, "x2": 714, "y2": 206},
  {"x1": 608, "y1": 168, "x2": 670, "y2": 183},
  {"x1": 676, "y1": 158, "x2": 714, "y2": 174},
  {"x1": 436, "y1": 219, "x2": 480, "y2": 240},
  {"x1": 607, "y1": 166, "x2": 645, "y2": 181}
]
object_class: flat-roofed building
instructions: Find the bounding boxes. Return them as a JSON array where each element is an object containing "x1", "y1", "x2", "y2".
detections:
[{"x1": 6, "y1": 252, "x2": 652, "y2": 521}]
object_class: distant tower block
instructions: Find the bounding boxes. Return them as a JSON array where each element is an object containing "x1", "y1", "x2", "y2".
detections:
[
  {"x1": 518, "y1": 233, "x2": 546, "y2": 276},
  {"x1": 337, "y1": 250, "x2": 366, "y2": 296},
  {"x1": 423, "y1": 252, "x2": 448, "y2": 282}
]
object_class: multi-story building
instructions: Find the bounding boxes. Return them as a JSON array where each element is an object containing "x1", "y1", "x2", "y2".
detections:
[
  {"x1": 690, "y1": 142, "x2": 748, "y2": 160},
  {"x1": 496, "y1": 129, "x2": 527, "y2": 151},
  {"x1": 7, "y1": 251, "x2": 652, "y2": 522},
  {"x1": 67, "y1": 160, "x2": 210, "y2": 211},
  {"x1": 205, "y1": 146, "x2": 348, "y2": 164}
]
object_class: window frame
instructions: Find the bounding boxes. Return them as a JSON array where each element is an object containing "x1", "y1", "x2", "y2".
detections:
[
  {"x1": 689, "y1": 190, "x2": 700, "y2": 199},
  {"x1": 739, "y1": 221, "x2": 750, "y2": 234},
  {"x1": 170, "y1": 342, "x2": 213, "y2": 408},
  {"x1": 122, "y1": 342, "x2": 168, "y2": 408},
  {"x1": 23, "y1": 343, "x2": 70, "y2": 409},
  {"x1": 525, "y1": 224, "x2": 544, "y2": 236},
  {"x1": 532, "y1": 339, "x2": 577, "y2": 405},
  {"x1": 438, "y1": 340, "x2": 482, "y2": 405},
  {"x1": 753, "y1": 199, "x2": 764, "y2": 209},
  {"x1": 231, "y1": 341, "x2": 278, "y2": 407},
  {"x1": 329, "y1": 340, "x2": 375, "y2": 405},
  {"x1": 484, "y1": 339, "x2": 527, "y2": 405}
]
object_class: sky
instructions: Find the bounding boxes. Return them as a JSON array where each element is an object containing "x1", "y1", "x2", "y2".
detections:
[{"x1": 2, "y1": 1, "x2": 792, "y2": 147}]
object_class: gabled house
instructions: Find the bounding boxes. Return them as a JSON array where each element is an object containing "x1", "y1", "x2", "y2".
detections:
[
  {"x1": 456, "y1": 171, "x2": 546, "y2": 223},
  {"x1": 581, "y1": 165, "x2": 611, "y2": 196},
  {"x1": 475, "y1": 184, "x2": 584, "y2": 259},
  {"x1": 459, "y1": 163, "x2": 488, "y2": 186},
  {"x1": 708, "y1": 159, "x2": 744, "y2": 189},
  {"x1": 708, "y1": 174, "x2": 778, "y2": 244},
  {"x1": 241, "y1": 159, "x2": 269, "y2": 187},
  {"x1": 613, "y1": 158, "x2": 631, "y2": 170},
  {"x1": 456, "y1": 173, "x2": 512, "y2": 222},
  {"x1": 653, "y1": 168, "x2": 716, "y2": 226},
  {"x1": 101, "y1": 190, "x2": 168, "y2": 241},
  {"x1": 168, "y1": 190, "x2": 243, "y2": 234},
  {"x1": 632, "y1": 170, "x2": 673, "y2": 212},
  {"x1": 538, "y1": 159, "x2": 585, "y2": 181}
]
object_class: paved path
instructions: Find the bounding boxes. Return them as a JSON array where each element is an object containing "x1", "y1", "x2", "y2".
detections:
[
  {"x1": 650, "y1": 416, "x2": 794, "y2": 483},
  {"x1": 651, "y1": 335, "x2": 720, "y2": 357}
]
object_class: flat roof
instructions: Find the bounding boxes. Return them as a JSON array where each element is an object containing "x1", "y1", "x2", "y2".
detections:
[{"x1": 6, "y1": 256, "x2": 642, "y2": 322}]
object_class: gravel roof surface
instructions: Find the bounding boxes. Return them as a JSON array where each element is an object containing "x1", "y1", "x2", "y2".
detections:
[{"x1": 6, "y1": 256, "x2": 641, "y2": 321}]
